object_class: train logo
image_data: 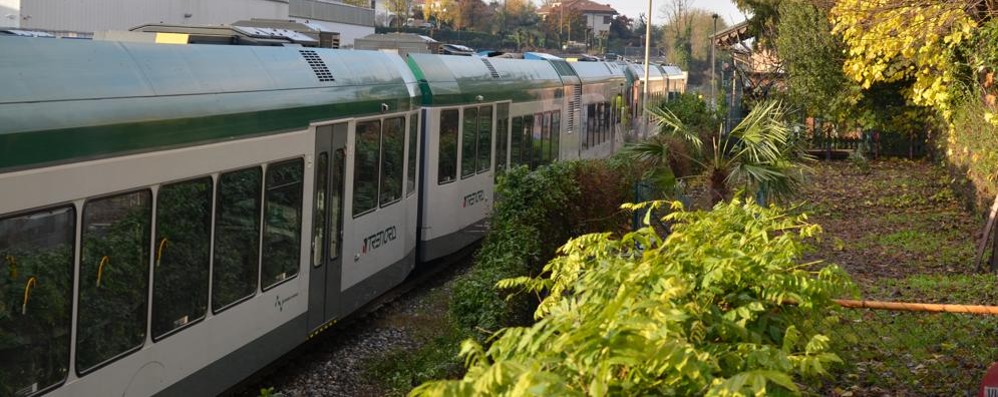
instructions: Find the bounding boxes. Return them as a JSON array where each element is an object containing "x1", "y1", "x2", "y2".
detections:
[
  {"x1": 362, "y1": 225, "x2": 398, "y2": 254},
  {"x1": 463, "y1": 190, "x2": 485, "y2": 208}
]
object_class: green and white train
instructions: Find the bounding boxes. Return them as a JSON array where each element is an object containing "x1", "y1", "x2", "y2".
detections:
[{"x1": 0, "y1": 36, "x2": 678, "y2": 396}]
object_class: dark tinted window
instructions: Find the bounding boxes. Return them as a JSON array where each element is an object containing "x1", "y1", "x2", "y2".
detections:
[
  {"x1": 152, "y1": 178, "x2": 212, "y2": 339},
  {"x1": 461, "y1": 107, "x2": 478, "y2": 178},
  {"x1": 587, "y1": 104, "x2": 597, "y2": 148},
  {"x1": 353, "y1": 120, "x2": 380, "y2": 216},
  {"x1": 262, "y1": 159, "x2": 303, "y2": 289},
  {"x1": 380, "y1": 117, "x2": 405, "y2": 206},
  {"x1": 510, "y1": 116, "x2": 522, "y2": 166},
  {"x1": 541, "y1": 113, "x2": 551, "y2": 164},
  {"x1": 330, "y1": 150, "x2": 345, "y2": 260},
  {"x1": 551, "y1": 111, "x2": 561, "y2": 162},
  {"x1": 523, "y1": 115, "x2": 534, "y2": 167},
  {"x1": 496, "y1": 104, "x2": 509, "y2": 175},
  {"x1": 407, "y1": 113, "x2": 418, "y2": 197},
  {"x1": 438, "y1": 110, "x2": 459, "y2": 184},
  {"x1": 0, "y1": 206, "x2": 74, "y2": 394},
  {"x1": 312, "y1": 154, "x2": 328, "y2": 268},
  {"x1": 213, "y1": 167, "x2": 261, "y2": 312},
  {"x1": 477, "y1": 105, "x2": 492, "y2": 173},
  {"x1": 77, "y1": 191, "x2": 151, "y2": 373},
  {"x1": 532, "y1": 115, "x2": 543, "y2": 168}
]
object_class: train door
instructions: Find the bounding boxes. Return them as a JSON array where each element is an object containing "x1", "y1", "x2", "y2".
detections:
[{"x1": 308, "y1": 122, "x2": 347, "y2": 332}]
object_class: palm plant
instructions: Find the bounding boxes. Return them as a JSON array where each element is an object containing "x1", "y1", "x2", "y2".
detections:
[{"x1": 624, "y1": 100, "x2": 811, "y2": 206}]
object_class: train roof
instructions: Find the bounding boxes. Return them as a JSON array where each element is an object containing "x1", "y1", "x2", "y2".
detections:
[
  {"x1": 406, "y1": 53, "x2": 566, "y2": 106},
  {"x1": 0, "y1": 37, "x2": 417, "y2": 171},
  {"x1": 625, "y1": 63, "x2": 666, "y2": 82},
  {"x1": 568, "y1": 61, "x2": 627, "y2": 84}
]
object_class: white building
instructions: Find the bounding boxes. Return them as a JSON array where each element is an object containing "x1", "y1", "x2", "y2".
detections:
[
  {"x1": 537, "y1": 0, "x2": 617, "y2": 36},
  {"x1": 1, "y1": 0, "x2": 375, "y2": 46}
]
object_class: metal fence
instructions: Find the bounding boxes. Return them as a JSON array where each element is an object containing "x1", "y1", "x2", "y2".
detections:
[{"x1": 826, "y1": 300, "x2": 998, "y2": 395}]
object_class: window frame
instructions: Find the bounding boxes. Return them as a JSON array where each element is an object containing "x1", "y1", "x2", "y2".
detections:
[
  {"x1": 378, "y1": 116, "x2": 406, "y2": 208},
  {"x1": 437, "y1": 108, "x2": 461, "y2": 185},
  {"x1": 150, "y1": 176, "x2": 214, "y2": 342},
  {"x1": 0, "y1": 203, "x2": 77, "y2": 393},
  {"x1": 460, "y1": 106, "x2": 479, "y2": 179},
  {"x1": 75, "y1": 188, "x2": 153, "y2": 376},
  {"x1": 260, "y1": 158, "x2": 305, "y2": 292},
  {"x1": 352, "y1": 119, "x2": 382, "y2": 218},
  {"x1": 211, "y1": 166, "x2": 263, "y2": 315}
]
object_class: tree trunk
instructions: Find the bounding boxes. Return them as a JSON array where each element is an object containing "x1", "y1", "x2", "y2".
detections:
[{"x1": 708, "y1": 169, "x2": 728, "y2": 206}]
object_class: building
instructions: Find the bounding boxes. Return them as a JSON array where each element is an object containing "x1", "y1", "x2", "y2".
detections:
[
  {"x1": 537, "y1": 0, "x2": 617, "y2": 37},
  {"x1": 0, "y1": 0, "x2": 376, "y2": 46}
]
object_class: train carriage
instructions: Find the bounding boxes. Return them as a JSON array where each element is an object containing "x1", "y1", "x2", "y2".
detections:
[
  {"x1": 568, "y1": 60, "x2": 628, "y2": 160},
  {"x1": 405, "y1": 54, "x2": 570, "y2": 263},
  {"x1": 0, "y1": 36, "x2": 420, "y2": 396},
  {"x1": 0, "y1": 34, "x2": 671, "y2": 397}
]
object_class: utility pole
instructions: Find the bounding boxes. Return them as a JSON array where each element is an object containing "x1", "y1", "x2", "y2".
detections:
[
  {"x1": 642, "y1": 0, "x2": 652, "y2": 133},
  {"x1": 711, "y1": 13, "x2": 717, "y2": 111}
]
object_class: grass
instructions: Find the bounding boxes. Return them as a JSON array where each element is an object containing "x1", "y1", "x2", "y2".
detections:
[
  {"x1": 800, "y1": 159, "x2": 996, "y2": 395},
  {"x1": 362, "y1": 283, "x2": 469, "y2": 396}
]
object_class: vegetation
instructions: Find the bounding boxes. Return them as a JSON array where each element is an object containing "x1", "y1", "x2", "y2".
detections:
[
  {"x1": 796, "y1": 159, "x2": 996, "y2": 394},
  {"x1": 412, "y1": 199, "x2": 854, "y2": 396},
  {"x1": 626, "y1": 99, "x2": 811, "y2": 206}
]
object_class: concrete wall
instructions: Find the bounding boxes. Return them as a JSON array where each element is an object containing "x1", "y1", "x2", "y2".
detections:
[
  {"x1": 19, "y1": 0, "x2": 289, "y2": 33},
  {"x1": 1, "y1": 0, "x2": 20, "y2": 28}
]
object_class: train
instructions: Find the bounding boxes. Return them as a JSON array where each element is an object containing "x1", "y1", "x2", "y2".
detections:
[{"x1": 0, "y1": 36, "x2": 683, "y2": 397}]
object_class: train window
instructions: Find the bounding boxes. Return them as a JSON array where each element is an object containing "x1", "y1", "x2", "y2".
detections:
[
  {"x1": 510, "y1": 116, "x2": 522, "y2": 166},
  {"x1": 461, "y1": 107, "x2": 478, "y2": 179},
  {"x1": 541, "y1": 112, "x2": 551, "y2": 164},
  {"x1": 551, "y1": 111, "x2": 560, "y2": 162},
  {"x1": 532, "y1": 115, "x2": 543, "y2": 168},
  {"x1": 312, "y1": 153, "x2": 328, "y2": 267},
  {"x1": 407, "y1": 113, "x2": 418, "y2": 197},
  {"x1": 354, "y1": 120, "x2": 381, "y2": 216},
  {"x1": 0, "y1": 206, "x2": 74, "y2": 394},
  {"x1": 495, "y1": 104, "x2": 509, "y2": 174},
  {"x1": 77, "y1": 190, "x2": 151, "y2": 374},
  {"x1": 604, "y1": 102, "x2": 612, "y2": 142},
  {"x1": 262, "y1": 159, "x2": 304, "y2": 290},
  {"x1": 329, "y1": 149, "x2": 345, "y2": 260},
  {"x1": 587, "y1": 104, "x2": 597, "y2": 148},
  {"x1": 477, "y1": 106, "x2": 493, "y2": 173},
  {"x1": 152, "y1": 177, "x2": 212, "y2": 340},
  {"x1": 438, "y1": 110, "x2": 459, "y2": 184},
  {"x1": 213, "y1": 167, "x2": 262, "y2": 313},
  {"x1": 523, "y1": 115, "x2": 534, "y2": 167},
  {"x1": 380, "y1": 117, "x2": 405, "y2": 207}
]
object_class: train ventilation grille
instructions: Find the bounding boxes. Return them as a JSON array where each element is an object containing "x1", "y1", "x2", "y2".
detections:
[
  {"x1": 570, "y1": 84, "x2": 582, "y2": 131},
  {"x1": 481, "y1": 59, "x2": 501, "y2": 79},
  {"x1": 299, "y1": 50, "x2": 335, "y2": 82}
]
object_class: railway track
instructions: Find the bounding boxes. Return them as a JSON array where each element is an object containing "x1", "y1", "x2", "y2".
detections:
[{"x1": 226, "y1": 243, "x2": 480, "y2": 396}]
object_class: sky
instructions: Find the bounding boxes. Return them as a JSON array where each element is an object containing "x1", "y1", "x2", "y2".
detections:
[{"x1": 600, "y1": 0, "x2": 747, "y2": 26}]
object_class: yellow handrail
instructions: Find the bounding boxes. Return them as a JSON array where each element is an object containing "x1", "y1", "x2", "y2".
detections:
[
  {"x1": 156, "y1": 238, "x2": 168, "y2": 267},
  {"x1": 5, "y1": 255, "x2": 15, "y2": 279},
  {"x1": 96, "y1": 256, "x2": 109, "y2": 288},
  {"x1": 22, "y1": 276, "x2": 36, "y2": 315}
]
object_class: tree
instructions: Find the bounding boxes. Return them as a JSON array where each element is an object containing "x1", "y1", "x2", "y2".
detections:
[
  {"x1": 774, "y1": 0, "x2": 856, "y2": 122},
  {"x1": 627, "y1": 100, "x2": 811, "y2": 205},
  {"x1": 384, "y1": 0, "x2": 414, "y2": 27},
  {"x1": 830, "y1": 0, "x2": 981, "y2": 116}
]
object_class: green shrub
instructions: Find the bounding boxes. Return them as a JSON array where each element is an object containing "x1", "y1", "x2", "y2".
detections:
[
  {"x1": 450, "y1": 158, "x2": 644, "y2": 338},
  {"x1": 416, "y1": 199, "x2": 855, "y2": 396}
]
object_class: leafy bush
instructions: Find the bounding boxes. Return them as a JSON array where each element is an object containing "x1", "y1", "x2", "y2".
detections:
[
  {"x1": 450, "y1": 158, "x2": 644, "y2": 337},
  {"x1": 416, "y1": 199, "x2": 855, "y2": 396}
]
